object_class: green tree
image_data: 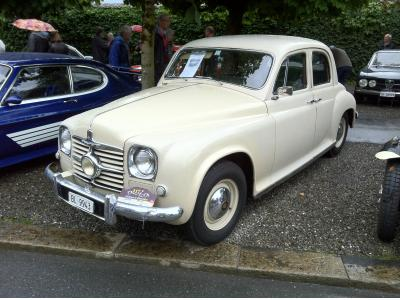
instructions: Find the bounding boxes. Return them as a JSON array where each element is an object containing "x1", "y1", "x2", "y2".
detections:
[{"x1": 0, "y1": 0, "x2": 98, "y2": 20}]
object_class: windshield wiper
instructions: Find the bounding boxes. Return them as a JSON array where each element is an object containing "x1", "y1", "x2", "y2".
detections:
[{"x1": 194, "y1": 75, "x2": 223, "y2": 85}]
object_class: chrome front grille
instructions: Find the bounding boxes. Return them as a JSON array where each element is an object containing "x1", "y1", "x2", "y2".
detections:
[{"x1": 71, "y1": 136, "x2": 124, "y2": 192}]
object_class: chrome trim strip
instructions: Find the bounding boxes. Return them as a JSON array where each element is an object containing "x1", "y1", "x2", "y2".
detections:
[
  {"x1": 1, "y1": 64, "x2": 108, "y2": 105},
  {"x1": 355, "y1": 88, "x2": 400, "y2": 96},
  {"x1": 7, "y1": 121, "x2": 61, "y2": 138},
  {"x1": 19, "y1": 133, "x2": 58, "y2": 147},
  {"x1": 45, "y1": 162, "x2": 183, "y2": 224}
]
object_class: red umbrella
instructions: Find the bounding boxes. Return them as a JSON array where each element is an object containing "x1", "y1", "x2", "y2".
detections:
[
  {"x1": 131, "y1": 25, "x2": 142, "y2": 33},
  {"x1": 12, "y1": 19, "x2": 56, "y2": 32}
]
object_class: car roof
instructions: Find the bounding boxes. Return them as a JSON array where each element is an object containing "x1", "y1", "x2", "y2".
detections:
[
  {"x1": 183, "y1": 35, "x2": 329, "y2": 55},
  {"x1": 0, "y1": 52, "x2": 89, "y2": 66}
]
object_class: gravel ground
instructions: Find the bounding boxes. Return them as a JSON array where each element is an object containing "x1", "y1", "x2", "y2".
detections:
[{"x1": 0, "y1": 142, "x2": 398, "y2": 257}]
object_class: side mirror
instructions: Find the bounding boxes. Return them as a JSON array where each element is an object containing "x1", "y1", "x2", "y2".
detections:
[
  {"x1": 84, "y1": 56, "x2": 93, "y2": 60},
  {"x1": 277, "y1": 86, "x2": 293, "y2": 97},
  {"x1": 4, "y1": 95, "x2": 22, "y2": 105}
]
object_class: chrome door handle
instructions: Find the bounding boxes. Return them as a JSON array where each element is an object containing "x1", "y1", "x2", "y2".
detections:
[
  {"x1": 64, "y1": 99, "x2": 78, "y2": 103},
  {"x1": 314, "y1": 98, "x2": 322, "y2": 103},
  {"x1": 306, "y1": 99, "x2": 315, "y2": 104}
]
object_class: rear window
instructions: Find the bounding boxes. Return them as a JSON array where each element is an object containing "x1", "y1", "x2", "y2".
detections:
[
  {"x1": 0, "y1": 65, "x2": 11, "y2": 86},
  {"x1": 71, "y1": 66, "x2": 104, "y2": 93}
]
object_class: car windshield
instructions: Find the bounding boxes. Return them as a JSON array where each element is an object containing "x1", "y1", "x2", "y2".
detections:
[
  {"x1": 165, "y1": 48, "x2": 273, "y2": 89},
  {"x1": 0, "y1": 65, "x2": 11, "y2": 86},
  {"x1": 372, "y1": 52, "x2": 400, "y2": 67}
]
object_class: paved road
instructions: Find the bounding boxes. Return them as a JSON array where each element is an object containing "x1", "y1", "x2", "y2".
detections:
[
  {"x1": 0, "y1": 249, "x2": 398, "y2": 297},
  {"x1": 347, "y1": 117, "x2": 400, "y2": 144}
]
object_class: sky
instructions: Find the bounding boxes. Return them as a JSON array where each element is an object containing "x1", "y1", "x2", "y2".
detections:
[{"x1": 101, "y1": 0, "x2": 124, "y2": 4}]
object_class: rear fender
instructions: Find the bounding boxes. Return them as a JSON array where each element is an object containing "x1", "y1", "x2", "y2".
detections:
[{"x1": 375, "y1": 137, "x2": 400, "y2": 160}]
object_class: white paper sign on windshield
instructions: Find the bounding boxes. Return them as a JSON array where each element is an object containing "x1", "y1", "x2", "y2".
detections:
[{"x1": 179, "y1": 52, "x2": 206, "y2": 78}]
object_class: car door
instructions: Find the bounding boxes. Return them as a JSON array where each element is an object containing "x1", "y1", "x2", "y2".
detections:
[
  {"x1": 0, "y1": 65, "x2": 78, "y2": 163},
  {"x1": 311, "y1": 50, "x2": 336, "y2": 149},
  {"x1": 267, "y1": 51, "x2": 316, "y2": 176}
]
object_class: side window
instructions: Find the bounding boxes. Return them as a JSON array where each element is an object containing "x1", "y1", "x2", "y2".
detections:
[
  {"x1": 71, "y1": 66, "x2": 104, "y2": 93},
  {"x1": 312, "y1": 52, "x2": 331, "y2": 86},
  {"x1": 273, "y1": 53, "x2": 307, "y2": 94},
  {"x1": 8, "y1": 66, "x2": 70, "y2": 101}
]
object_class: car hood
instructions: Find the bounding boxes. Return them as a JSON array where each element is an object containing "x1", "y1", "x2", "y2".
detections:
[
  {"x1": 359, "y1": 66, "x2": 400, "y2": 80},
  {"x1": 69, "y1": 82, "x2": 266, "y2": 146}
]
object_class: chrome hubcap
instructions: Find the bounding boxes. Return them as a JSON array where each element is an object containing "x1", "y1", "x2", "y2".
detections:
[
  {"x1": 335, "y1": 117, "x2": 346, "y2": 148},
  {"x1": 208, "y1": 187, "x2": 231, "y2": 221},
  {"x1": 204, "y1": 179, "x2": 239, "y2": 231}
]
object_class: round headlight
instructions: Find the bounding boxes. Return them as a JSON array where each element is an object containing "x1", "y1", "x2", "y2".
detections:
[
  {"x1": 59, "y1": 127, "x2": 71, "y2": 155},
  {"x1": 128, "y1": 146, "x2": 158, "y2": 180},
  {"x1": 359, "y1": 79, "x2": 368, "y2": 88},
  {"x1": 369, "y1": 80, "x2": 376, "y2": 88}
]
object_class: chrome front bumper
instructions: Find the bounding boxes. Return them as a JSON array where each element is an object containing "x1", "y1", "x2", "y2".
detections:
[{"x1": 45, "y1": 162, "x2": 183, "y2": 225}]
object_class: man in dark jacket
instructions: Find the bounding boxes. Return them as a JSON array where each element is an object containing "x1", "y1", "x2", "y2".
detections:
[
  {"x1": 92, "y1": 27, "x2": 109, "y2": 64},
  {"x1": 154, "y1": 14, "x2": 171, "y2": 83},
  {"x1": 27, "y1": 31, "x2": 50, "y2": 52},
  {"x1": 379, "y1": 34, "x2": 396, "y2": 50},
  {"x1": 108, "y1": 25, "x2": 132, "y2": 68},
  {"x1": 330, "y1": 45, "x2": 352, "y2": 85}
]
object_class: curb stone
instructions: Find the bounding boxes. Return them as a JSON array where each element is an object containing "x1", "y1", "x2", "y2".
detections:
[{"x1": 0, "y1": 222, "x2": 400, "y2": 293}]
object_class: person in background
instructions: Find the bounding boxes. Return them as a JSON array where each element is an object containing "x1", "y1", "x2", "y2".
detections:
[
  {"x1": 166, "y1": 28, "x2": 175, "y2": 60},
  {"x1": 204, "y1": 26, "x2": 215, "y2": 38},
  {"x1": 330, "y1": 45, "x2": 352, "y2": 85},
  {"x1": 107, "y1": 32, "x2": 114, "y2": 46},
  {"x1": 27, "y1": 31, "x2": 50, "y2": 52},
  {"x1": 48, "y1": 32, "x2": 69, "y2": 54},
  {"x1": 92, "y1": 27, "x2": 109, "y2": 64},
  {"x1": 0, "y1": 39, "x2": 5, "y2": 53},
  {"x1": 154, "y1": 14, "x2": 171, "y2": 83},
  {"x1": 108, "y1": 25, "x2": 132, "y2": 68},
  {"x1": 379, "y1": 33, "x2": 397, "y2": 50}
]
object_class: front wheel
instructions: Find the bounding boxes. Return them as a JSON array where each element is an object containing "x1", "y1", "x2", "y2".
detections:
[
  {"x1": 186, "y1": 161, "x2": 247, "y2": 245},
  {"x1": 377, "y1": 161, "x2": 400, "y2": 242},
  {"x1": 327, "y1": 115, "x2": 348, "y2": 157}
]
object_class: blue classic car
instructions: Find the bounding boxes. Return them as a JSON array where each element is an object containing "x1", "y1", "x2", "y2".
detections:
[{"x1": 0, "y1": 52, "x2": 141, "y2": 168}]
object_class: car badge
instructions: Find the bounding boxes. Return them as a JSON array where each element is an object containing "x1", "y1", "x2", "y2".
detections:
[
  {"x1": 385, "y1": 80, "x2": 394, "y2": 90},
  {"x1": 87, "y1": 129, "x2": 93, "y2": 141}
]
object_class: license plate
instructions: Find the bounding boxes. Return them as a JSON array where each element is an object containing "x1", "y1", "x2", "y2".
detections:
[
  {"x1": 380, "y1": 91, "x2": 396, "y2": 98},
  {"x1": 68, "y1": 192, "x2": 94, "y2": 214}
]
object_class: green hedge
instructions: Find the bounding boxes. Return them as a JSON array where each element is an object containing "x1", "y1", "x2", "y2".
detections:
[{"x1": 0, "y1": 2, "x2": 398, "y2": 73}]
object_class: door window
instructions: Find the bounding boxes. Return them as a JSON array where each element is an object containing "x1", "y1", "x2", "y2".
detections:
[
  {"x1": 8, "y1": 66, "x2": 70, "y2": 101},
  {"x1": 273, "y1": 53, "x2": 307, "y2": 93},
  {"x1": 312, "y1": 52, "x2": 331, "y2": 86},
  {"x1": 71, "y1": 66, "x2": 104, "y2": 93}
]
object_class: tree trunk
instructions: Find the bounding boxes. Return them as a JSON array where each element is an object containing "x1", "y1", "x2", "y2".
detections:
[
  {"x1": 140, "y1": 0, "x2": 155, "y2": 89},
  {"x1": 225, "y1": 3, "x2": 246, "y2": 35}
]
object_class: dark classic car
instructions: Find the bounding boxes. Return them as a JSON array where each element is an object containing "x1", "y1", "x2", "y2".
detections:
[
  {"x1": 354, "y1": 50, "x2": 400, "y2": 105},
  {"x1": 0, "y1": 52, "x2": 141, "y2": 168}
]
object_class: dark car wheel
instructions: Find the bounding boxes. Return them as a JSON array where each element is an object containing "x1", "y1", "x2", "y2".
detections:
[
  {"x1": 327, "y1": 115, "x2": 348, "y2": 157},
  {"x1": 186, "y1": 161, "x2": 247, "y2": 245},
  {"x1": 377, "y1": 160, "x2": 400, "y2": 242}
]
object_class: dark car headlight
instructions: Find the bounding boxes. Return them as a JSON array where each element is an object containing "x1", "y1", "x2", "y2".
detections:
[{"x1": 359, "y1": 79, "x2": 368, "y2": 88}]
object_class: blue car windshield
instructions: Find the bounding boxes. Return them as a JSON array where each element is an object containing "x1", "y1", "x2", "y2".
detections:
[
  {"x1": 165, "y1": 48, "x2": 273, "y2": 89},
  {"x1": 0, "y1": 65, "x2": 11, "y2": 86}
]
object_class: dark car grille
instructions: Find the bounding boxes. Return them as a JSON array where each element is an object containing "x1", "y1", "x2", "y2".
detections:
[
  {"x1": 71, "y1": 136, "x2": 124, "y2": 192},
  {"x1": 375, "y1": 79, "x2": 400, "y2": 92}
]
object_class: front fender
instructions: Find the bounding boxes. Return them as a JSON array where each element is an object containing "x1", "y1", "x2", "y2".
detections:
[{"x1": 376, "y1": 136, "x2": 400, "y2": 160}]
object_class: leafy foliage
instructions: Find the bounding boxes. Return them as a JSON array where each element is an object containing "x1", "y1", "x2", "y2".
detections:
[{"x1": 0, "y1": 1, "x2": 398, "y2": 75}]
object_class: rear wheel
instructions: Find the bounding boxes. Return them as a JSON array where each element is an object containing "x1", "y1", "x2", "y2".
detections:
[
  {"x1": 377, "y1": 161, "x2": 400, "y2": 242},
  {"x1": 186, "y1": 161, "x2": 247, "y2": 245},
  {"x1": 327, "y1": 115, "x2": 348, "y2": 157}
]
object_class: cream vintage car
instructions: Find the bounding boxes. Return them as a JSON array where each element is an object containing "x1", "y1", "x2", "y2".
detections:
[{"x1": 45, "y1": 35, "x2": 356, "y2": 245}]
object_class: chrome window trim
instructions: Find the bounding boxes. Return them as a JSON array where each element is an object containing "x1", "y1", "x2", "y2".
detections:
[
  {"x1": 1, "y1": 64, "x2": 108, "y2": 106},
  {"x1": 311, "y1": 49, "x2": 333, "y2": 88},
  {"x1": 0, "y1": 64, "x2": 14, "y2": 106}
]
